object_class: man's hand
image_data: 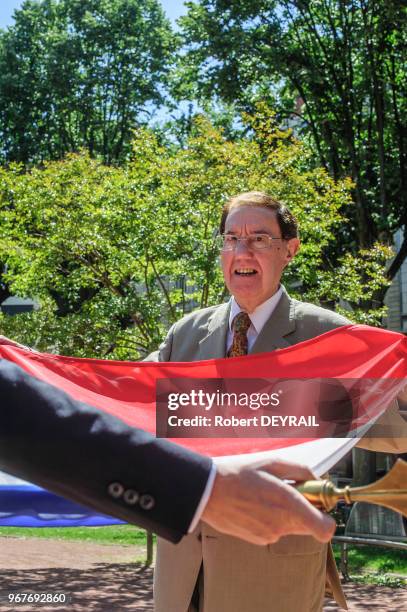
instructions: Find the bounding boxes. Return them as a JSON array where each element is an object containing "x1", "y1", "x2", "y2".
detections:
[{"x1": 201, "y1": 458, "x2": 336, "y2": 545}]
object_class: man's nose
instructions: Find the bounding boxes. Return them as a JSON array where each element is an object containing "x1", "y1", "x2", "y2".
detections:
[{"x1": 234, "y1": 238, "x2": 253, "y2": 254}]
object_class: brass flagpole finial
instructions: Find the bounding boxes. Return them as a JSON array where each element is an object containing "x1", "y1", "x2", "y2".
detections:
[{"x1": 296, "y1": 458, "x2": 407, "y2": 517}]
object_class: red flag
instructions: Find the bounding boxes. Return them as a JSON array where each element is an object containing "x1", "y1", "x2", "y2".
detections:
[{"x1": 1, "y1": 324, "x2": 406, "y2": 459}]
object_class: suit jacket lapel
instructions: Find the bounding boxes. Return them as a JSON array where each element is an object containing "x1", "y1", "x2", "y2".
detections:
[
  {"x1": 251, "y1": 287, "x2": 296, "y2": 354},
  {"x1": 198, "y1": 302, "x2": 230, "y2": 360},
  {"x1": 196, "y1": 289, "x2": 295, "y2": 359}
]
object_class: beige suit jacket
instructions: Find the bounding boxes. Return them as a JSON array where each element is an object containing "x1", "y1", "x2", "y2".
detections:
[{"x1": 148, "y1": 287, "x2": 407, "y2": 612}]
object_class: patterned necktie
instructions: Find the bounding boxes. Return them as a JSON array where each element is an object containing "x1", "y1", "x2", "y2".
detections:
[{"x1": 228, "y1": 312, "x2": 251, "y2": 357}]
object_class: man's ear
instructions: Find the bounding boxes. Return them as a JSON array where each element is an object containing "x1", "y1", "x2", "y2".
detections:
[{"x1": 285, "y1": 238, "x2": 300, "y2": 262}]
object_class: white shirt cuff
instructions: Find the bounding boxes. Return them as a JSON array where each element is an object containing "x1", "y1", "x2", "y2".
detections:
[{"x1": 188, "y1": 462, "x2": 217, "y2": 533}]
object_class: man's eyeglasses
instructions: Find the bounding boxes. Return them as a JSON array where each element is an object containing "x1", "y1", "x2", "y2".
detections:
[{"x1": 215, "y1": 234, "x2": 283, "y2": 251}]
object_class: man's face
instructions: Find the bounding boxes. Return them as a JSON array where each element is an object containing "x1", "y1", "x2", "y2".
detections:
[{"x1": 221, "y1": 205, "x2": 300, "y2": 313}]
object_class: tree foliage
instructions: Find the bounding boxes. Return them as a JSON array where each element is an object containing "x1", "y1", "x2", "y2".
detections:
[
  {"x1": 175, "y1": 0, "x2": 406, "y2": 298},
  {"x1": 0, "y1": 115, "x2": 390, "y2": 357},
  {"x1": 0, "y1": 0, "x2": 175, "y2": 163}
]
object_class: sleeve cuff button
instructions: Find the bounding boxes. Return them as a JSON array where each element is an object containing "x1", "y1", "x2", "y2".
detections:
[
  {"x1": 139, "y1": 494, "x2": 155, "y2": 510},
  {"x1": 123, "y1": 489, "x2": 139, "y2": 505},
  {"x1": 108, "y1": 482, "x2": 124, "y2": 498}
]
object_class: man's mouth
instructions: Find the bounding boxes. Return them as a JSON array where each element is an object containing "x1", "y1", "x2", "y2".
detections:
[{"x1": 234, "y1": 268, "x2": 257, "y2": 276}]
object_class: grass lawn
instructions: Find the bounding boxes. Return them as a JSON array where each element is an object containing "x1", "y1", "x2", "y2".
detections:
[
  {"x1": 332, "y1": 543, "x2": 407, "y2": 575},
  {"x1": 0, "y1": 525, "x2": 149, "y2": 546},
  {"x1": 332, "y1": 543, "x2": 407, "y2": 587}
]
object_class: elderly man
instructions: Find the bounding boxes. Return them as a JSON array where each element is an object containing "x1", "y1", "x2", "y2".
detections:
[{"x1": 149, "y1": 191, "x2": 407, "y2": 612}]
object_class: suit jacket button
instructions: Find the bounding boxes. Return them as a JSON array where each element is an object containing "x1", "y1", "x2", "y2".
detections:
[
  {"x1": 108, "y1": 482, "x2": 124, "y2": 499},
  {"x1": 139, "y1": 494, "x2": 155, "y2": 510},
  {"x1": 123, "y1": 489, "x2": 139, "y2": 505}
]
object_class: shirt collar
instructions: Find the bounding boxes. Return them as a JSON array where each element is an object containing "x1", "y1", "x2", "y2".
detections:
[{"x1": 229, "y1": 286, "x2": 284, "y2": 334}]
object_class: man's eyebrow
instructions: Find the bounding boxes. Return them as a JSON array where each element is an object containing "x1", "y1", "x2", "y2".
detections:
[{"x1": 224, "y1": 229, "x2": 274, "y2": 235}]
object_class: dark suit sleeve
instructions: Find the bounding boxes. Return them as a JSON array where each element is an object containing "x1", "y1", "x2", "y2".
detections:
[{"x1": 0, "y1": 359, "x2": 212, "y2": 543}]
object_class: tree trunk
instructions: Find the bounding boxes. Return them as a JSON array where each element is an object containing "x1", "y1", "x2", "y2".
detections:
[{"x1": 352, "y1": 447, "x2": 376, "y2": 486}]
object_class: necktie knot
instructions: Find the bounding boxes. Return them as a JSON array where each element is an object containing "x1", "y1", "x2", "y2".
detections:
[
  {"x1": 233, "y1": 311, "x2": 251, "y2": 334},
  {"x1": 228, "y1": 312, "x2": 251, "y2": 357}
]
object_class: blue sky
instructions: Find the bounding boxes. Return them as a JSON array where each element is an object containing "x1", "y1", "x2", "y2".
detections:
[{"x1": 0, "y1": 0, "x2": 188, "y2": 29}]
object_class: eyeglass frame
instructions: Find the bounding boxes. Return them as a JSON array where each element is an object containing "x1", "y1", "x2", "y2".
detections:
[{"x1": 215, "y1": 233, "x2": 285, "y2": 251}]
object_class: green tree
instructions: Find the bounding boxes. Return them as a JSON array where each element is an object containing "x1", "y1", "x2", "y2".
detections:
[
  {"x1": 174, "y1": 0, "x2": 406, "y2": 302},
  {"x1": 0, "y1": 115, "x2": 390, "y2": 357},
  {"x1": 0, "y1": 0, "x2": 175, "y2": 164}
]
